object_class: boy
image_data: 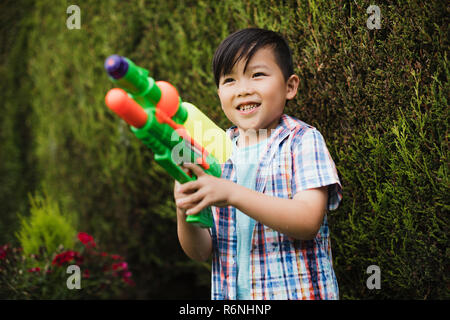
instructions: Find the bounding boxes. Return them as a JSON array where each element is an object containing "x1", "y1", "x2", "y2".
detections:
[{"x1": 174, "y1": 28, "x2": 343, "y2": 300}]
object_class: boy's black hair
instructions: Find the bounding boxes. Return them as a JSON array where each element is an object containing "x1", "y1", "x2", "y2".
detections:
[{"x1": 212, "y1": 28, "x2": 294, "y2": 87}]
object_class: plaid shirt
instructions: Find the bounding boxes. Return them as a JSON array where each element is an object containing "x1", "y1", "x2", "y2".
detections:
[{"x1": 210, "y1": 114, "x2": 343, "y2": 300}]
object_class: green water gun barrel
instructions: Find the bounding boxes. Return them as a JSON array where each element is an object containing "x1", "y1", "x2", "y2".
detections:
[
  {"x1": 105, "y1": 54, "x2": 232, "y2": 164},
  {"x1": 104, "y1": 88, "x2": 218, "y2": 228}
]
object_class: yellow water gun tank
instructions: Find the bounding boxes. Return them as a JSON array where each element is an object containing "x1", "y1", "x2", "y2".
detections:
[{"x1": 182, "y1": 102, "x2": 232, "y2": 164}]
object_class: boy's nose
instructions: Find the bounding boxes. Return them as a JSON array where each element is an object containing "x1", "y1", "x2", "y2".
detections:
[{"x1": 236, "y1": 82, "x2": 255, "y2": 97}]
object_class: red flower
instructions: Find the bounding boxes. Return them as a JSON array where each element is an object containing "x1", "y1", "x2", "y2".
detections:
[
  {"x1": 52, "y1": 250, "x2": 82, "y2": 266},
  {"x1": 78, "y1": 232, "x2": 96, "y2": 248},
  {"x1": 0, "y1": 245, "x2": 8, "y2": 260},
  {"x1": 28, "y1": 267, "x2": 41, "y2": 273}
]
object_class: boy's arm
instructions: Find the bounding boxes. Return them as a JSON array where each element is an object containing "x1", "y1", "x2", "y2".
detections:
[
  {"x1": 177, "y1": 163, "x2": 328, "y2": 240},
  {"x1": 229, "y1": 184, "x2": 328, "y2": 240},
  {"x1": 175, "y1": 181, "x2": 212, "y2": 261}
]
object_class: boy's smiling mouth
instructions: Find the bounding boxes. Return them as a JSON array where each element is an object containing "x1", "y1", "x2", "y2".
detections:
[{"x1": 236, "y1": 102, "x2": 261, "y2": 114}]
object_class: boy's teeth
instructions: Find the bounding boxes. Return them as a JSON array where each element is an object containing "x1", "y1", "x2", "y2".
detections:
[{"x1": 240, "y1": 104, "x2": 259, "y2": 111}]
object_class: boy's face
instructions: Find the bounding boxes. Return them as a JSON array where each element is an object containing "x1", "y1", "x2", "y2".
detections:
[{"x1": 217, "y1": 46, "x2": 298, "y2": 138}]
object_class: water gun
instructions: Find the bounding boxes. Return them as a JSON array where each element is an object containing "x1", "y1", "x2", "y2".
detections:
[{"x1": 104, "y1": 55, "x2": 232, "y2": 228}]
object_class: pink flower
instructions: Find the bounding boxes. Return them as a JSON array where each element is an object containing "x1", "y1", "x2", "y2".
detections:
[
  {"x1": 112, "y1": 262, "x2": 128, "y2": 271},
  {"x1": 121, "y1": 270, "x2": 134, "y2": 286},
  {"x1": 123, "y1": 276, "x2": 135, "y2": 286}
]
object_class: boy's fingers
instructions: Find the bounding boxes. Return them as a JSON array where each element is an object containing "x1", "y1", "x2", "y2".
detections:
[
  {"x1": 182, "y1": 162, "x2": 205, "y2": 176},
  {"x1": 177, "y1": 180, "x2": 198, "y2": 194},
  {"x1": 176, "y1": 189, "x2": 204, "y2": 208},
  {"x1": 186, "y1": 199, "x2": 208, "y2": 216},
  {"x1": 174, "y1": 181, "x2": 185, "y2": 196}
]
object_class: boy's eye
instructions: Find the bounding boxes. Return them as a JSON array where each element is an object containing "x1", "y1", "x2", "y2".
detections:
[
  {"x1": 253, "y1": 72, "x2": 266, "y2": 78},
  {"x1": 222, "y1": 77, "x2": 234, "y2": 84}
]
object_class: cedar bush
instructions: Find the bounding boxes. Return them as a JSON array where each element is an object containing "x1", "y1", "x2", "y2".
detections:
[
  {"x1": 0, "y1": 0, "x2": 448, "y2": 299},
  {"x1": 16, "y1": 191, "x2": 77, "y2": 258}
]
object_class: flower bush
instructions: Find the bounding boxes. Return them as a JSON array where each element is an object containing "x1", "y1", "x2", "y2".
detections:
[{"x1": 0, "y1": 232, "x2": 134, "y2": 299}]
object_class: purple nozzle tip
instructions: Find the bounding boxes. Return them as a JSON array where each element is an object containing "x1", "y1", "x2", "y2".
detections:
[{"x1": 105, "y1": 55, "x2": 129, "y2": 79}]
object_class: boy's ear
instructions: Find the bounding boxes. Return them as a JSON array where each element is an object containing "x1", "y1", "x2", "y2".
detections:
[{"x1": 286, "y1": 74, "x2": 300, "y2": 100}]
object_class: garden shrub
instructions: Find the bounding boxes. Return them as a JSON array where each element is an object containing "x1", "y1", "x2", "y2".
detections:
[{"x1": 16, "y1": 191, "x2": 77, "y2": 259}]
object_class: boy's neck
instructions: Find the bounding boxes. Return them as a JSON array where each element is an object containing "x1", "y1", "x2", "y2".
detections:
[{"x1": 237, "y1": 128, "x2": 277, "y2": 147}]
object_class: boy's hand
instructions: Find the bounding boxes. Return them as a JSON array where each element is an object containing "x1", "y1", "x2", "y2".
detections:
[
  {"x1": 175, "y1": 162, "x2": 234, "y2": 215},
  {"x1": 174, "y1": 180, "x2": 188, "y2": 217},
  {"x1": 174, "y1": 166, "x2": 213, "y2": 261}
]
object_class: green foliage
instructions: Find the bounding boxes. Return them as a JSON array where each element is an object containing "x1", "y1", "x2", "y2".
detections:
[
  {"x1": 16, "y1": 192, "x2": 77, "y2": 259},
  {"x1": 0, "y1": 0, "x2": 38, "y2": 244},
  {"x1": 1, "y1": 0, "x2": 448, "y2": 299}
]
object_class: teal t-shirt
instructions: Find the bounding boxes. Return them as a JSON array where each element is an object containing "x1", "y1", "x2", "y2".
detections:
[{"x1": 231, "y1": 135, "x2": 268, "y2": 300}]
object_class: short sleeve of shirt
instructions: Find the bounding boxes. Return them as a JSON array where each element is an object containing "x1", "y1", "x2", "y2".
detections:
[{"x1": 291, "y1": 128, "x2": 343, "y2": 210}]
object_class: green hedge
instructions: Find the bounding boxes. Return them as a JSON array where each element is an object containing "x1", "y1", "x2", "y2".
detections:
[{"x1": 1, "y1": 0, "x2": 448, "y2": 299}]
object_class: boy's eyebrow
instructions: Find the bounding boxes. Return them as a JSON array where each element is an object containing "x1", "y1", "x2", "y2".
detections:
[
  {"x1": 220, "y1": 63, "x2": 269, "y2": 79},
  {"x1": 246, "y1": 64, "x2": 269, "y2": 70}
]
